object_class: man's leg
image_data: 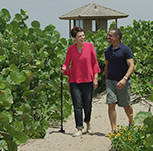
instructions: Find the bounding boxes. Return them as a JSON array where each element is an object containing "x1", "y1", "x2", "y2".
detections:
[
  {"x1": 124, "y1": 106, "x2": 134, "y2": 125},
  {"x1": 117, "y1": 81, "x2": 134, "y2": 125},
  {"x1": 108, "y1": 103, "x2": 117, "y2": 131},
  {"x1": 106, "y1": 80, "x2": 118, "y2": 131}
]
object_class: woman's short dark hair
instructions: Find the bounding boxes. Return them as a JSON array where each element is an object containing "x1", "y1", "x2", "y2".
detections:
[
  {"x1": 110, "y1": 28, "x2": 122, "y2": 40},
  {"x1": 71, "y1": 26, "x2": 84, "y2": 38}
]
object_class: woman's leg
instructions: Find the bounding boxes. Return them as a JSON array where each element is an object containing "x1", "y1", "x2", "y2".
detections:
[
  {"x1": 70, "y1": 83, "x2": 83, "y2": 130},
  {"x1": 80, "y1": 82, "x2": 93, "y2": 125}
]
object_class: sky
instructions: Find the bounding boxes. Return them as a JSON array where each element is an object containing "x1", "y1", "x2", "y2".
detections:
[{"x1": 0, "y1": 0, "x2": 153, "y2": 38}]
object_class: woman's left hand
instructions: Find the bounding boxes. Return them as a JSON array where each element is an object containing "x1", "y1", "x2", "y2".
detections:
[{"x1": 93, "y1": 79, "x2": 98, "y2": 90}]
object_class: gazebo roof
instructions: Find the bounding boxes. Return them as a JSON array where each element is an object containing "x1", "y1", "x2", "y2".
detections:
[{"x1": 59, "y1": 3, "x2": 128, "y2": 20}]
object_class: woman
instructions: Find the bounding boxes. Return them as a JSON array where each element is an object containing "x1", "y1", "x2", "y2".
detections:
[{"x1": 61, "y1": 27, "x2": 100, "y2": 137}]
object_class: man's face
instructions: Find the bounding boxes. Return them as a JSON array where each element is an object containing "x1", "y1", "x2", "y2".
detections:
[
  {"x1": 74, "y1": 31, "x2": 85, "y2": 44},
  {"x1": 107, "y1": 30, "x2": 118, "y2": 45}
]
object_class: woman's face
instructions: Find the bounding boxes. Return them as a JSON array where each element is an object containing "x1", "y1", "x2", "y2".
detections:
[{"x1": 74, "y1": 31, "x2": 85, "y2": 44}]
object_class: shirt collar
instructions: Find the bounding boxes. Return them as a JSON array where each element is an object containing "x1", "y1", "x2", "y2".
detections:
[{"x1": 110, "y1": 42, "x2": 122, "y2": 51}]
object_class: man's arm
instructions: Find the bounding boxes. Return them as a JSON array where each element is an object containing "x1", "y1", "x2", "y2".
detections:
[
  {"x1": 104, "y1": 60, "x2": 108, "y2": 79},
  {"x1": 124, "y1": 58, "x2": 135, "y2": 79},
  {"x1": 116, "y1": 58, "x2": 134, "y2": 89}
]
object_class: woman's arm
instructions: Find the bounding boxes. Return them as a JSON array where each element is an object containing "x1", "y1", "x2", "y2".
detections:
[
  {"x1": 62, "y1": 47, "x2": 72, "y2": 75},
  {"x1": 91, "y1": 44, "x2": 100, "y2": 89},
  {"x1": 91, "y1": 44, "x2": 101, "y2": 74}
]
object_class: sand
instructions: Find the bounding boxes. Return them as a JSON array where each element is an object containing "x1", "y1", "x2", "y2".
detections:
[{"x1": 18, "y1": 93, "x2": 153, "y2": 151}]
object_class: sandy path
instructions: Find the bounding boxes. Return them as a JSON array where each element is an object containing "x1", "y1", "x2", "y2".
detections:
[{"x1": 18, "y1": 93, "x2": 153, "y2": 151}]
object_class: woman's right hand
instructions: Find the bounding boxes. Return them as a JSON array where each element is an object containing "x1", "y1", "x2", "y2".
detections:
[{"x1": 60, "y1": 65, "x2": 66, "y2": 73}]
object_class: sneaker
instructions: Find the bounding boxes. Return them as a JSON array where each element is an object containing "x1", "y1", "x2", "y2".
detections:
[
  {"x1": 72, "y1": 130, "x2": 82, "y2": 137},
  {"x1": 86, "y1": 125, "x2": 92, "y2": 134}
]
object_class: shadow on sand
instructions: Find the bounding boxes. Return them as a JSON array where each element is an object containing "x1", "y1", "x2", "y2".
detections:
[{"x1": 49, "y1": 130, "x2": 108, "y2": 138}]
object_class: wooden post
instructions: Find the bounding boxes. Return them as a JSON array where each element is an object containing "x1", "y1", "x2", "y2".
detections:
[
  {"x1": 115, "y1": 18, "x2": 118, "y2": 28},
  {"x1": 69, "y1": 20, "x2": 71, "y2": 38},
  {"x1": 78, "y1": 20, "x2": 80, "y2": 27},
  {"x1": 73, "y1": 20, "x2": 76, "y2": 27}
]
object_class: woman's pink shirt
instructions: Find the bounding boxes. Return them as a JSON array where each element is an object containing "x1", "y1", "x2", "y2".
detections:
[{"x1": 63, "y1": 42, "x2": 100, "y2": 83}]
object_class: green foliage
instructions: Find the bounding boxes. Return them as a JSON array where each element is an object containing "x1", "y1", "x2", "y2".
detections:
[
  {"x1": 0, "y1": 8, "x2": 72, "y2": 150},
  {"x1": 109, "y1": 109, "x2": 153, "y2": 150},
  {"x1": 134, "y1": 111, "x2": 153, "y2": 150},
  {"x1": 108, "y1": 125, "x2": 146, "y2": 151},
  {"x1": 143, "y1": 116, "x2": 153, "y2": 150},
  {"x1": 121, "y1": 20, "x2": 153, "y2": 97},
  {"x1": 149, "y1": 92, "x2": 153, "y2": 102},
  {"x1": 134, "y1": 112, "x2": 152, "y2": 124}
]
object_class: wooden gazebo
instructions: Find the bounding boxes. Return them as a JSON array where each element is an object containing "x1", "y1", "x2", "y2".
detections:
[{"x1": 59, "y1": 3, "x2": 128, "y2": 37}]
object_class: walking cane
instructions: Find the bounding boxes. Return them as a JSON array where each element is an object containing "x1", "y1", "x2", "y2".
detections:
[{"x1": 59, "y1": 65, "x2": 65, "y2": 133}]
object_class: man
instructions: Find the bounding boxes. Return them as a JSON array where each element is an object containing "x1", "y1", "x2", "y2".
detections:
[{"x1": 104, "y1": 28, "x2": 135, "y2": 131}]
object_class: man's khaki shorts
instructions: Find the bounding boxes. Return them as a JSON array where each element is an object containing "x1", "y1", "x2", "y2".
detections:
[{"x1": 106, "y1": 79, "x2": 131, "y2": 107}]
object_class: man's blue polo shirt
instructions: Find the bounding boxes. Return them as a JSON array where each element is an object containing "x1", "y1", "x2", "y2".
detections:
[{"x1": 104, "y1": 43, "x2": 133, "y2": 81}]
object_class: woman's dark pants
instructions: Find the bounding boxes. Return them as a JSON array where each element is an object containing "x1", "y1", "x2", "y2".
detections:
[{"x1": 70, "y1": 82, "x2": 93, "y2": 129}]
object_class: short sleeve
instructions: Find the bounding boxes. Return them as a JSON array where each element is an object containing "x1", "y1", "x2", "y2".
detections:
[{"x1": 125, "y1": 47, "x2": 133, "y2": 59}]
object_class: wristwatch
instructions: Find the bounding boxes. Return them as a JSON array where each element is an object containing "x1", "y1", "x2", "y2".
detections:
[{"x1": 123, "y1": 76, "x2": 128, "y2": 80}]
